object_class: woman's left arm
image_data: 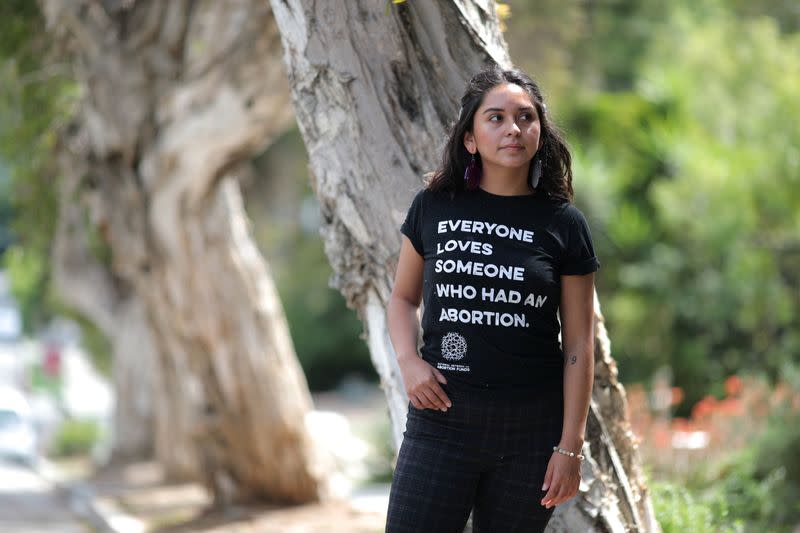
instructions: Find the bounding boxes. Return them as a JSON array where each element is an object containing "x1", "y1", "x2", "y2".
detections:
[{"x1": 541, "y1": 272, "x2": 595, "y2": 509}]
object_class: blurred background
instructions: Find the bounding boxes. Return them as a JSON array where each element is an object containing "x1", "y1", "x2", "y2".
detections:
[{"x1": 1, "y1": 0, "x2": 799, "y2": 532}]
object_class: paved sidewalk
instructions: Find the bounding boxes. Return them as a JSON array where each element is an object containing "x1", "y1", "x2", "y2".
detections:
[
  {"x1": 0, "y1": 459, "x2": 87, "y2": 533},
  {"x1": 35, "y1": 383, "x2": 393, "y2": 532},
  {"x1": 41, "y1": 458, "x2": 389, "y2": 533}
]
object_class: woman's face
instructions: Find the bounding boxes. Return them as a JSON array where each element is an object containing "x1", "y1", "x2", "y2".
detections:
[{"x1": 463, "y1": 83, "x2": 541, "y2": 172}]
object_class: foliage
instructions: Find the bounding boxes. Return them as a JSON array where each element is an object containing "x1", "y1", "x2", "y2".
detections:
[
  {"x1": 650, "y1": 480, "x2": 742, "y2": 533},
  {"x1": 502, "y1": 0, "x2": 584, "y2": 102},
  {"x1": 714, "y1": 405, "x2": 800, "y2": 528},
  {"x1": 362, "y1": 415, "x2": 395, "y2": 483},
  {"x1": 0, "y1": 0, "x2": 798, "y2": 414},
  {"x1": 705, "y1": 448, "x2": 788, "y2": 531},
  {"x1": 560, "y1": 2, "x2": 800, "y2": 409},
  {"x1": 677, "y1": 404, "x2": 800, "y2": 532},
  {"x1": 49, "y1": 418, "x2": 101, "y2": 457},
  {"x1": 0, "y1": 1, "x2": 76, "y2": 333},
  {"x1": 569, "y1": 0, "x2": 670, "y2": 91},
  {"x1": 0, "y1": 163, "x2": 13, "y2": 253},
  {"x1": 277, "y1": 227, "x2": 376, "y2": 390},
  {"x1": 626, "y1": 372, "x2": 800, "y2": 474},
  {"x1": 246, "y1": 128, "x2": 376, "y2": 391},
  {"x1": 628, "y1": 371, "x2": 800, "y2": 530},
  {"x1": 70, "y1": 314, "x2": 112, "y2": 377},
  {"x1": 2, "y1": 244, "x2": 50, "y2": 329},
  {"x1": 0, "y1": 3, "x2": 112, "y2": 376},
  {"x1": 726, "y1": 0, "x2": 800, "y2": 34}
]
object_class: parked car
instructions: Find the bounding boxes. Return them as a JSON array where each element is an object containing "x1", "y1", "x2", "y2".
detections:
[
  {"x1": 0, "y1": 386, "x2": 38, "y2": 466},
  {"x1": 0, "y1": 300, "x2": 21, "y2": 343},
  {"x1": 0, "y1": 270, "x2": 22, "y2": 342}
]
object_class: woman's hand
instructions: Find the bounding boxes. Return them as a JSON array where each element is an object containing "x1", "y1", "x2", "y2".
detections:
[
  {"x1": 398, "y1": 355, "x2": 451, "y2": 411},
  {"x1": 540, "y1": 450, "x2": 582, "y2": 509}
]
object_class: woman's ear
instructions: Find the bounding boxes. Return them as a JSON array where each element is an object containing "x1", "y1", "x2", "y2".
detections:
[{"x1": 463, "y1": 131, "x2": 476, "y2": 155}]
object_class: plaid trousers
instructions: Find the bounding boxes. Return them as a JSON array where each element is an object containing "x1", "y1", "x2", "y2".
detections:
[{"x1": 386, "y1": 382, "x2": 564, "y2": 532}]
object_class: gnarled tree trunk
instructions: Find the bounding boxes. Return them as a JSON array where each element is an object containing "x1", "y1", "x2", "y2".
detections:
[
  {"x1": 270, "y1": 0, "x2": 660, "y2": 529},
  {"x1": 52, "y1": 159, "x2": 160, "y2": 462},
  {"x1": 43, "y1": 0, "x2": 330, "y2": 503}
]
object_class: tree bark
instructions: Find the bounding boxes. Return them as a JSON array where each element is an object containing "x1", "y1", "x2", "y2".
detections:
[
  {"x1": 270, "y1": 0, "x2": 660, "y2": 530},
  {"x1": 52, "y1": 140, "x2": 161, "y2": 463},
  {"x1": 43, "y1": 0, "x2": 329, "y2": 503}
]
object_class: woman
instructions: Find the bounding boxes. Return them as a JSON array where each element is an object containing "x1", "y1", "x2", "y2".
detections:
[{"x1": 385, "y1": 64, "x2": 599, "y2": 532}]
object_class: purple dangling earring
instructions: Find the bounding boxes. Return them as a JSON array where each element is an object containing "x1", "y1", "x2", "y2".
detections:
[
  {"x1": 464, "y1": 153, "x2": 481, "y2": 190},
  {"x1": 531, "y1": 154, "x2": 543, "y2": 189}
]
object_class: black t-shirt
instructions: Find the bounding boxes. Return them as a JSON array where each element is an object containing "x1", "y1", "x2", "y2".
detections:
[{"x1": 400, "y1": 186, "x2": 600, "y2": 394}]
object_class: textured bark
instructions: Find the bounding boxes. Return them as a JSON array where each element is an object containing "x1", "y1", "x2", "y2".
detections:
[
  {"x1": 43, "y1": 0, "x2": 329, "y2": 503},
  {"x1": 52, "y1": 157, "x2": 158, "y2": 462},
  {"x1": 271, "y1": 0, "x2": 660, "y2": 530}
]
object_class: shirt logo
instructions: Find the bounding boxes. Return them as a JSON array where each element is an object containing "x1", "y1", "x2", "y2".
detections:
[{"x1": 441, "y1": 332, "x2": 468, "y2": 361}]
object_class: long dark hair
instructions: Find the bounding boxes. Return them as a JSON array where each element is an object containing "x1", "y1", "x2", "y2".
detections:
[{"x1": 427, "y1": 64, "x2": 574, "y2": 202}]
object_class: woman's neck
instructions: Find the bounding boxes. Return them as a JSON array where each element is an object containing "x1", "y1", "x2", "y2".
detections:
[{"x1": 479, "y1": 162, "x2": 533, "y2": 196}]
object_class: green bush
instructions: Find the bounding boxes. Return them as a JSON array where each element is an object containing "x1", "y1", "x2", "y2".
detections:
[
  {"x1": 710, "y1": 407, "x2": 800, "y2": 530},
  {"x1": 700, "y1": 448, "x2": 781, "y2": 530},
  {"x1": 276, "y1": 231, "x2": 377, "y2": 391},
  {"x1": 673, "y1": 402, "x2": 800, "y2": 532},
  {"x1": 362, "y1": 416, "x2": 394, "y2": 484},
  {"x1": 564, "y1": 5, "x2": 800, "y2": 411},
  {"x1": 650, "y1": 480, "x2": 741, "y2": 533},
  {"x1": 243, "y1": 134, "x2": 378, "y2": 392},
  {"x1": 49, "y1": 419, "x2": 100, "y2": 457}
]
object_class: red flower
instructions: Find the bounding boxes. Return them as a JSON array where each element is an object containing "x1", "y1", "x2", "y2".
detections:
[
  {"x1": 716, "y1": 397, "x2": 744, "y2": 416},
  {"x1": 691, "y1": 395, "x2": 717, "y2": 420},
  {"x1": 671, "y1": 417, "x2": 690, "y2": 431},
  {"x1": 724, "y1": 375, "x2": 743, "y2": 397},
  {"x1": 670, "y1": 386, "x2": 684, "y2": 406}
]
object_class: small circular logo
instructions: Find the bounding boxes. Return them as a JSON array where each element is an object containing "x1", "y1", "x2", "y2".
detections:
[{"x1": 441, "y1": 332, "x2": 468, "y2": 361}]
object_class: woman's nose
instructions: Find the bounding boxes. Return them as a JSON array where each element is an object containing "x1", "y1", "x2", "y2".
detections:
[{"x1": 507, "y1": 120, "x2": 521, "y2": 135}]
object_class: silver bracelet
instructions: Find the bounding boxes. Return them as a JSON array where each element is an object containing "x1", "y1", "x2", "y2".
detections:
[{"x1": 552, "y1": 445, "x2": 585, "y2": 461}]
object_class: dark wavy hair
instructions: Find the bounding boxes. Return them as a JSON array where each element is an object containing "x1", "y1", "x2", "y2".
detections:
[{"x1": 427, "y1": 64, "x2": 574, "y2": 202}]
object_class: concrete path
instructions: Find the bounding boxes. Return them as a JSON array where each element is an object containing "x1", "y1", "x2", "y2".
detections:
[{"x1": 0, "y1": 459, "x2": 87, "y2": 533}]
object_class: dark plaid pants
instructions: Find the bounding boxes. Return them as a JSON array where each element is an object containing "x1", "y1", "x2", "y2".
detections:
[{"x1": 386, "y1": 383, "x2": 563, "y2": 532}]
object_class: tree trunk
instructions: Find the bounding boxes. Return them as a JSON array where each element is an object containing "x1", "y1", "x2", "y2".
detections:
[
  {"x1": 42, "y1": 0, "x2": 329, "y2": 503},
  {"x1": 54, "y1": 114, "x2": 202, "y2": 477},
  {"x1": 52, "y1": 147, "x2": 160, "y2": 463},
  {"x1": 270, "y1": 0, "x2": 660, "y2": 530}
]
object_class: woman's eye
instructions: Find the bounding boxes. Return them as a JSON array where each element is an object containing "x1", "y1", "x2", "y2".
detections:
[
  {"x1": 520, "y1": 113, "x2": 533, "y2": 121},
  {"x1": 489, "y1": 114, "x2": 502, "y2": 122}
]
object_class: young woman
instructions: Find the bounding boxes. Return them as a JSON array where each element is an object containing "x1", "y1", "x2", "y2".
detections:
[{"x1": 385, "y1": 65, "x2": 599, "y2": 532}]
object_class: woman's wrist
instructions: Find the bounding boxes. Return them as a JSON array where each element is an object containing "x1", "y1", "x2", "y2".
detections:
[
  {"x1": 557, "y1": 436, "x2": 585, "y2": 453},
  {"x1": 396, "y1": 350, "x2": 419, "y2": 362},
  {"x1": 552, "y1": 445, "x2": 585, "y2": 461}
]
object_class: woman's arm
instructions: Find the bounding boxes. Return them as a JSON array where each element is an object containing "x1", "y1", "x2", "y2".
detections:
[
  {"x1": 388, "y1": 236, "x2": 451, "y2": 411},
  {"x1": 558, "y1": 272, "x2": 596, "y2": 452},
  {"x1": 541, "y1": 272, "x2": 595, "y2": 509}
]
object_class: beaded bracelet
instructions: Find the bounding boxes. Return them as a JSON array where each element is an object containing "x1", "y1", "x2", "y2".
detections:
[{"x1": 552, "y1": 445, "x2": 585, "y2": 461}]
